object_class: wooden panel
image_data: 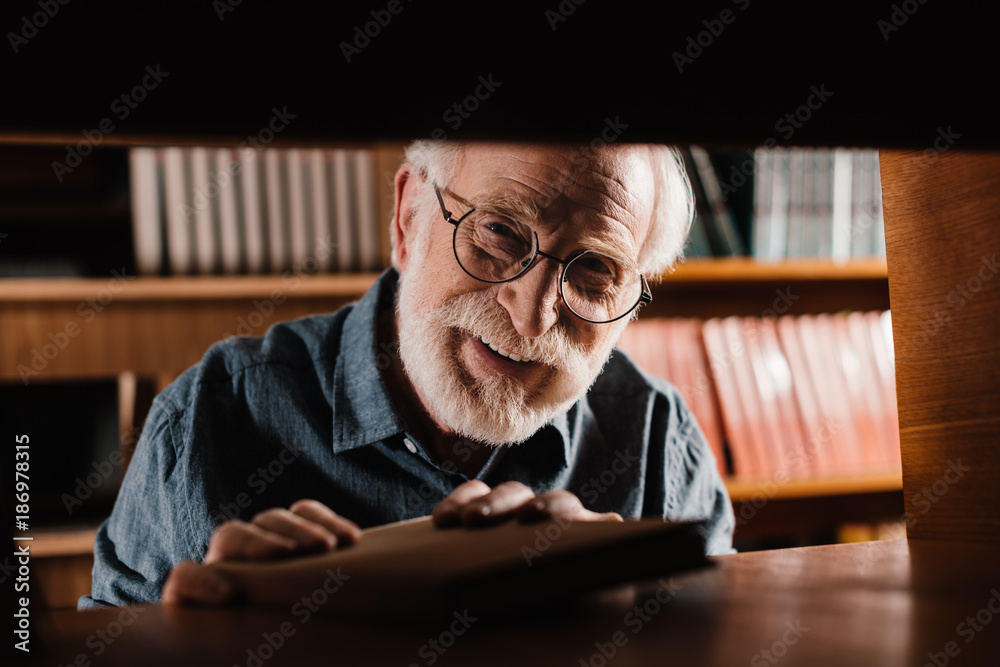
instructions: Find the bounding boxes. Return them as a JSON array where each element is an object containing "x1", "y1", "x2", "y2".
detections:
[
  {"x1": 726, "y1": 472, "x2": 901, "y2": 502},
  {"x1": 880, "y1": 149, "x2": 1000, "y2": 544},
  {"x1": 0, "y1": 283, "x2": 375, "y2": 382}
]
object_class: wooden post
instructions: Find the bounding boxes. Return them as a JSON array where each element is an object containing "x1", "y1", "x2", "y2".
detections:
[{"x1": 880, "y1": 149, "x2": 1000, "y2": 544}]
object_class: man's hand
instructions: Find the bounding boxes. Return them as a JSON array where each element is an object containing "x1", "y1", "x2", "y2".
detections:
[
  {"x1": 162, "y1": 500, "x2": 361, "y2": 606},
  {"x1": 432, "y1": 480, "x2": 624, "y2": 527}
]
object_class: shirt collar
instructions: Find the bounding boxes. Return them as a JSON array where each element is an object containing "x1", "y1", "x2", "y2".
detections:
[
  {"x1": 331, "y1": 268, "x2": 406, "y2": 452},
  {"x1": 330, "y1": 266, "x2": 575, "y2": 469}
]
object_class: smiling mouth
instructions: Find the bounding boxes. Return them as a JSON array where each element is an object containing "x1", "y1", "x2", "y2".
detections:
[{"x1": 476, "y1": 335, "x2": 538, "y2": 364}]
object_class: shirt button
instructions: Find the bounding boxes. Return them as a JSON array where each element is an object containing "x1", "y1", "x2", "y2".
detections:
[{"x1": 403, "y1": 437, "x2": 418, "y2": 454}]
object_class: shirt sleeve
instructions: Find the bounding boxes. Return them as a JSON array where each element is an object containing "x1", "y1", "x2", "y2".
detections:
[
  {"x1": 662, "y1": 387, "x2": 736, "y2": 556},
  {"x1": 79, "y1": 394, "x2": 203, "y2": 608}
]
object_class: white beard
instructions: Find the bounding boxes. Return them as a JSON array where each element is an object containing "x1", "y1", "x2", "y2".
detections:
[{"x1": 395, "y1": 232, "x2": 626, "y2": 446}]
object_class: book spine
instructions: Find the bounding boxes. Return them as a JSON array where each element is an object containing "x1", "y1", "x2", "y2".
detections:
[
  {"x1": 239, "y1": 149, "x2": 267, "y2": 275},
  {"x1": 216, "y1": 148, "x2": 243, "y2": 274},
  {"x1": 128, "y1": 147, "x2": 163, "y2": 276},
  {"x1": 264, "y1": 149, "x2": 289, "y2": 273},
  {"x1": 286, "y1": 148, "x2": 310, "y2": 273},
  {"x1": 354, "y1": 149, "x2": 382, "y2": 271},
  {"x1": 703, "y1": 318, "x2": 756, "y2": 477},
  {"x1": 830, "y1": 148, "x2": 853, "y2": 262},
  {"x1": 332, "y1": 149, "x2": 357, "y2": 272},
  {"x1": 162, "y1": 147, "x2": 193, "y2": 275}
]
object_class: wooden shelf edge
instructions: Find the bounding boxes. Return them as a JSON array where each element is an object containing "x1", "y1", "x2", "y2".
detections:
[
  {"x1": 1, "y1": 258, "x2": 888, "y2": 303},
  {"x1": 657, "y1": 257, "x2": 888, "y2": 283},
  {"x1": 0, "y1": 273, "x2": 383, "y2": 302},
  {"x1": 29, "y1": 524, "x2": 100, "y2": 558},
  {"x1": 726, "y1": 471, "x2": 903, "y2": 501}
]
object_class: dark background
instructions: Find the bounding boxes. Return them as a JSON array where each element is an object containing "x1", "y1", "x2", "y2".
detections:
[{"x1": 0, "y1": 1, "x2": 995, "y2": 148}]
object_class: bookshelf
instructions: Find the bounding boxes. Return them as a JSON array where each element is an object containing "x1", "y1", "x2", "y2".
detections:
[{"x1": 1, "y1": 143, "x2": 905, "y2": 606}]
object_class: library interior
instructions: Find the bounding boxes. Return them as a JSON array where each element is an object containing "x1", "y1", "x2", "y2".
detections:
[{"x1": 2, "y1": 4, "x2": 998, "y2": 666}]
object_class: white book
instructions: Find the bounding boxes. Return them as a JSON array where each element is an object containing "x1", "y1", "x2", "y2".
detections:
[
  {"x1": 309, "y1": 149, "x2": 334, "y2": 272},
  {"x1": 264, "y1": 150, "x2": 289, "y2": 273},
  {"x1": 239, "y1": 148, "x2": 267, "y2": 274},
  {"x1": 162, "y1": 147, "x2": 193, "y2": 275},
  {"x1": 331, "y1": 149, "x2": 357, "y2": 272},
  {"x1": 786, "y1": 149, "x2": 805, "y2": 258},
  {"x1": 850, "y1": 150, "x2": 873, "y2": 257},
  {"x1": 812, "y1": 150, "x2": 832, "y2": 257},
  {"x1": 751, "y1": 148, "x2": 772, "y2": 259},
  {"x1": 286, "y1": 148, "x2": 310, "y2": 271},
  {"x1": 830, "y1": 148, "x2": 853, "y2": 262},
  {"x1": 215, "y1": 149, "x2": 242, "y2": 274},
  {"x1": 767, "y1": 149, "x2": 789, "y2": 260},
  {"x1": 354, "y1": 149, "x2": 381, "y2": 271},
  {"x1": 128, "y1": 148, "x2": 162, "y2": 275},
  {"x1": 190, "y1": 147, "x2": 217, "y2": 274}
]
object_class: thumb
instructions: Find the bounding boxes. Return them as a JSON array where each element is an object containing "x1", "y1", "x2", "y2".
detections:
[{"x1": 162, "y1": 560, "x2": 240, "y2": 606}]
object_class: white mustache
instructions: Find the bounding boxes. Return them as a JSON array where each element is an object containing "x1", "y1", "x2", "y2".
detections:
[{"x1": 436, "y1": 290, "x2": 589, "y2": 370}]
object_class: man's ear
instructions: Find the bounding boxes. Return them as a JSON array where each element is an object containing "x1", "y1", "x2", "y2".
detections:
[{"x1": 391, "y1": 162, "x2": 424, "y2": 272}]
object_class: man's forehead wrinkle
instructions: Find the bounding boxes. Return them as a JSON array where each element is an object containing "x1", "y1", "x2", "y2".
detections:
[
  {"x1": 472, "y1": 191, "x2": 543, "y2": 225},
  {"x1": 491, "y1": 162, "x2": 640, "y2": 235},
  {"x1": 461, "y1": 145, "x2": 651, "y2": 262}
]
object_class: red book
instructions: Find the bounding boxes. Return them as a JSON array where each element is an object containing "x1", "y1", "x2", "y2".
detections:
[
  {"x1": 702, "y1": 318, "x2": 750, "y2": 476},
  {"x1": 845, "y1": 311, "x2": 897, "y2": 471},
  {"x1": 795, "y1": 314, "x2": 864, "y2": 475},
  {"x1": 723, "y1": 316, "x2": 776, "y2": 477},
  {"x1": 757, "y1": 318, "x2": 812, "y2": 478},
  {"x1": 775, "y1": 315, "x2": 833, "y2": 476},
  {"x1": 865, "y1": 311, "x2": 902, "y2": 470},
  {"x1": 703, "y1": 318, "x2": 765, "y2": 478},
  {"x1": 669, "y1": 319, "x2": 727, "y2": 478},
  {"x1": 832, "y1": 312, "x2": 885, "y2": 471},
  {"x1": 744, "y1": 316, "x2": 800, "y2": 478}
]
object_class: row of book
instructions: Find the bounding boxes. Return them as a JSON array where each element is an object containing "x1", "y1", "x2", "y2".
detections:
[
  {"x1": 616, "y1": 311, "x2": 900, "y2": 480},
  {"x1": 752, "y1": 147, "x2": 884, "y2": 260},
  {"x1": 129, "y1": 147, "x2": 384, "y2": 276},
  {"x1": 680, "y1": 147, "x2": 885, "y2": 261}
]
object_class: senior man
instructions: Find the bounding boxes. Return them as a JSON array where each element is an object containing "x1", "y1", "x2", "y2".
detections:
[{"x1": 82, "y1": 140, "x2": 734, "y2": 608}]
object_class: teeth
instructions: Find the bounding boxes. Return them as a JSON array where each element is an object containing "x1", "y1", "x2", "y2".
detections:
[{"x1": 479, "y1": 336, "x2": 535, "y2": 364}]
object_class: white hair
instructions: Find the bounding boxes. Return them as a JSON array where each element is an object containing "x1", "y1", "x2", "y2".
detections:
[{"x1": 394, "y1": 140, "x2": 695, "y2": 276}]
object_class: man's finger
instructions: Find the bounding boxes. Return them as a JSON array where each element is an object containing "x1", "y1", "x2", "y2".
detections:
[
  {"x1": 203, "y1": 520, "x2": 297, "y2": 564},
  {"x1": 289, "y1": 499, "x2": 363, "y2": 547},
  {"x1": 432, "y1": 480, "x2": 492, "y2": 527},
  {"x1": 251, "y1": 508, "x2": 339, "y2": 553},
  {"x1": 461, "y1": 481, "x2": 536, "y2": 526},
  {"x1": 516, "y1": 489, "x2": 625, "y2": 523},
  {"x1": 162, "y1": 560, "x2": 239, "y2": 606}
]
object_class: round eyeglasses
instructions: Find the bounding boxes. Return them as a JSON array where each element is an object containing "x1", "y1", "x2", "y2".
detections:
[{"x1": 434, "y1": 183, "x2": 651, "y2": 324}]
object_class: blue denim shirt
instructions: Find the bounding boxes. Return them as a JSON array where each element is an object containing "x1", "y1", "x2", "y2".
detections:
[{"x1": 81, "y1": 268, "x2": 734, "y2": 608}]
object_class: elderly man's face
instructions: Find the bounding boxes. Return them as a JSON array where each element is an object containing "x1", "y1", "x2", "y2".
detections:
[{"x1": 395, "y1": 143, "x2": 655, "y2": 445}]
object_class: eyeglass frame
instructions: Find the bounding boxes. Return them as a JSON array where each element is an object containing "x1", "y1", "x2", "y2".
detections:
[{"x1": 432, "y1": 182, "x2": 652, "y2": 324}]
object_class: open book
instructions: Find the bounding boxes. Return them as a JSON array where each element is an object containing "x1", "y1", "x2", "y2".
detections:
[{"x1": 210, "y1": 516, "x2": 710, "y2": 619}]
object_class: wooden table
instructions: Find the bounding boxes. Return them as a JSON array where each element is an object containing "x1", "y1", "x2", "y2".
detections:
[{"x1": 36, "y1": 539, "x2": 1000, "y2": 666}]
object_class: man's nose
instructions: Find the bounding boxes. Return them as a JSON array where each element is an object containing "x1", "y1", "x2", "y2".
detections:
[{"x1": 496, "y1": 261, "x2": 562, "y2": 338}]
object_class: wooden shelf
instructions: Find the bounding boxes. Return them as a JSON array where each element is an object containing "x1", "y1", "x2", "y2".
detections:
[
  {"x1": 0, "y1": 273, "x2": 382, "y2": 302},
  {"x1": 0, "y1": 258, "x2": 886, "y2": 302},
  {"x1": 643, "y1": 257, "x2": 890, "y2": 318},
  {"x1": 657, "y1": 257, "x2": 888, "y2": 283},
  {"x1": 726, "y1": 472, "x2": 902, "y2": 502}
]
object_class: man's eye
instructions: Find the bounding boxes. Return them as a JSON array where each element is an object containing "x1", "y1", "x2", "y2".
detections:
[
  {"x1": 484, "y1": 221, "x2": 519, "y2": 238},
  {"x1": 579, "y1": 256, "x2": 614, "y2": 275}
]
